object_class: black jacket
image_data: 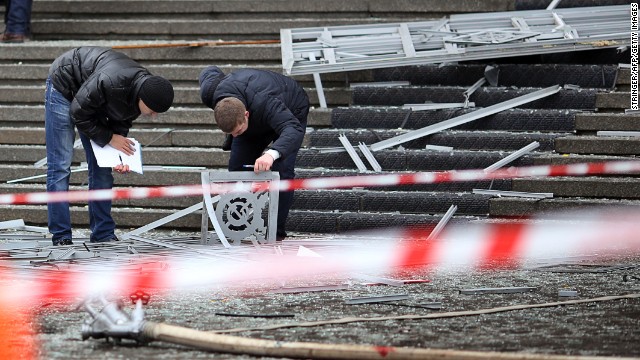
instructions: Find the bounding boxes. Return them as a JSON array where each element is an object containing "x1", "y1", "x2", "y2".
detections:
[
  {"x1": 199, "y1": 67, "x2": 309, "y2": 159},
  {"x1": 48, "y1": 46, "x2": 152, "y2": 146}
]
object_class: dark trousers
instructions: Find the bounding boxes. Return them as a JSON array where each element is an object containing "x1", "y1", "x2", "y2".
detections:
[
  {"x1": 228, "y1": 134, "x2": 299, "y2": 238},
  {"x1": 4, "y1": 0, "x2": 32, "y2": 35}
]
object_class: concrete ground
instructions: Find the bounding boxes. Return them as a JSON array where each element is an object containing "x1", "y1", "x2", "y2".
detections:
[{"x1": 3, "y1": 228, "x2": 638, "y2": 359}]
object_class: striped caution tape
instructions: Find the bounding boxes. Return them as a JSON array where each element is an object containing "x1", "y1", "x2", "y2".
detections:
[{"x1": 1, "y1": 160, "x2": 639, "y2": 205}]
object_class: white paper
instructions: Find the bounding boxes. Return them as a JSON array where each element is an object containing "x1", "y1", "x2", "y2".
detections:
[{"x1": 90, "y1": 138, "x2": 143, "y2": 174}]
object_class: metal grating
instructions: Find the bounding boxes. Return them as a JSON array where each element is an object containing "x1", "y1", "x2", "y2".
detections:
[{"x1": 281, "y1": 5, "x2": 631, "y2": 75}]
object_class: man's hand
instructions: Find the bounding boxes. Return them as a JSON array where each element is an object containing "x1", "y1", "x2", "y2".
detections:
[
  {"x1": 254, "y1": 153, "x2": 274, "y2": 172},
  {"x1": 109, "y1": 134, "x2": 135, "y2": 156},
  {"x1": 113, "y1": 164, "x2": 131, "y2": 174}
]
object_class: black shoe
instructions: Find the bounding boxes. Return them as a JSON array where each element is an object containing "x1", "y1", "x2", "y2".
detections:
[{"x1": 53, "y1": 238, "x2": 73, "y2": 246}]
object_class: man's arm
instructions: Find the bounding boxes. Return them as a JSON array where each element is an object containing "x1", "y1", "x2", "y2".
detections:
[{"x1": 69, "y1": 75, "x2": 113, "y2": 147}]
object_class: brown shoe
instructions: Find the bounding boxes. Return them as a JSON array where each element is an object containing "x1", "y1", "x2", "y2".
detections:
[{"x1": 0, "y1": 33, "x2": 30, "y2": 43}]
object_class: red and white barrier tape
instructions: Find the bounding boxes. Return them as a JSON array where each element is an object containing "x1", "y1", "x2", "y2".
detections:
[
  {"x1": 2, "y1": 160, "x2": 640, "y2": 205},
  {"x1": 2, "y1": 207, "x2": 640, "y2": 303}
]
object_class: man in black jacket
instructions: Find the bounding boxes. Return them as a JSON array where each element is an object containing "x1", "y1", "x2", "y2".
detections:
[
  {"x1": 46, "y1": 46, "x2": 174, "y2": 246},
  {"x1": 199, "y1": 66, "x2": 309, "y2": 241}
]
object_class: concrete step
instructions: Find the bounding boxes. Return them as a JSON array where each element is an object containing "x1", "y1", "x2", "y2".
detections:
[
  {"x1": 30, "y1": 18, "x2": 424, "y2": 41},
  {"x1": 296, "y1": 168, "x2": 513, "y2": 192},
  {"x1": 0, "y1": 63, "x2": 373, "y2": 88},
  {"x1": 0, "y1": 144, "x2": 538, "y2": 171},
  {"x1": 0, "y1": 183, "x2": 491, "y2": 215},
  {"x1": 0, "y1": 164, "x2": 513, "y2": 193},
  {"x1": 0, "y1": 42, "x2": 281, "y2": 64},
  {"x1": 30, "y1": 0, "x2": 513, "y2": 20},
  {"x1": 489, "y1": 197, "x2": 640, "y2": 218},
  {"x1": 595, "y1": 92, "x2": 632, "y2": 111},
  {"x1": 0, "y1": 85, "x2": 350, "y2": 107},
  {"x1": 372, "y1": 64, "x2": 620, "y2": 89},
  {"x1": 512, "y1": 177, "x2": 640, "y2": 199},
  {"x1": 0, "y1": 144, "x2": 230, "y2": 167},
  {"x1": 554, "y1": 135, "x2": 640, "y2": 155},
  {"x1": 530, "y1": 153, "x2": 635, "y2": 166},
  {"x1": 0, "y1": 127, "x2": 224, "y2": 147},
  {"x1": 574, "y1": 113, "x2": 640, "y2": 132},
  {"x1": 308, "y1": 129, "x2": 563, "y2": 151},
  {"x1": 0, "y1": 204, "x2": 483, "y2": 233},
  {"x1": 293, "y1": 189, "x2": 491, "y2": 215},
  {"x1": 0, "y1": 183, "x2": 203, "y2": 209},
  {"x1": 0, "y1": 164, "x2": 206, "y2": 187},
  {"x1": 286, "y1": 210, "x2": 482, "y2": 233},
  {"x1": 351, "y1": 86, "x2": 601, "y2": 110},
  {"x1": 331, "y1": 107, "x2": 579, "y2": 132},
  {"x1": 0, "y1": 105, "x2": 333, "y2": 128},
  {"x1": 297, "y1": 148, "x2": 535, "y2": 171}
]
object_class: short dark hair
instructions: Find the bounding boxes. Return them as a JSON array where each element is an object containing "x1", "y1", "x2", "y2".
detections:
[{"x1": 214, "y1": 97, "x2": 245, "y2": 133}]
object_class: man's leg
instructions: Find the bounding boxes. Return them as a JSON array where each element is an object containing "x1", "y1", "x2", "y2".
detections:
[
  {"x1": 272, "y1": 152, "x2": 298, "y2": 240},
  {"x1": 79, "y1": 133, "x2": 116, "y2": 242},
  {"x1": 45, "y1": 78, "x2": 74, "y2": 245},
  {"x1": 3, "y1": 0, "x2": 32, "y2": 38}
]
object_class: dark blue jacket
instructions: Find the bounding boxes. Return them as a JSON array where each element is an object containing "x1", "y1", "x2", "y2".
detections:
[{"x1": 199, "y1": 67, "x2": 309, "y2": 159}]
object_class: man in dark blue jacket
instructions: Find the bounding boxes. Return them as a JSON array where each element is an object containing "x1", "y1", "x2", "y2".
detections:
[
  {"x1": 199, "y1": 66, "x2": 309, "y2": 241},
  {"x1": 46, "y1": 46, "x2": 174, "y2": 246}
]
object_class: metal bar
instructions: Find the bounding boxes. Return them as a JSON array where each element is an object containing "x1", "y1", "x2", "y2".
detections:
[
  {"x1": 351, "y1": 81, "x2": 410, "y2": 88},
  {"x1": 427, "y1": 205, "x2": 457, "y2": 241},
  {"x1": 547, "y1": 0, "x2": 562, "y2": 10},
  {"x1": 7, "y1": 167, "x2": 87, "y2": 184},
  {"x1": 483, "y1": 141, "x2": 540, "y2": 172},
  {"x1": 399, "y1": 23, "x2": 416, "y2": 57},
  {"x1": 120, "y1": 202, "x2": 204, "y2": 240},
  {"x1": 345, "y1": 294, "x2": 410, "y2": 305},
  {"x1": 338, "y1": 134, "x2": 368, "y2": 172},
  {"x1": 353, "y1": 274, "x2": 405, "y2": 287},
  {"x1": 597, "y1": 131, "x2": 640, "y2": 137},
  {"x1": 357, "y1": 142, "x2": 382, "y2": 172},
  {"x1": 308, "y1": 53, "x2": 327, "y2": 108},
  {"x1": 403, "y1": 102, "x2": 474, "y2": 111},
  {"x1": 201, "y1": 172, "x2": 231, "y2": 248},
  {"x1": 472, "y1": 189, "x2": 553, "y2": 199},
  {"x1": 370, "y1": 86, "x2": 560, "y2": 151},
  {"x1": 425, "y1": 145, "x2": 454, "y2": 151},
  {"x1": 0, "y1": 219, "x2": 25, "y2": 229},
  {"x1": 460, "y1": 286, "x2": 537, "y2": 295}
]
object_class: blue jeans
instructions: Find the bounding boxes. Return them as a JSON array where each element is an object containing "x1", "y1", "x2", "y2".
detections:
[
  {"x1": 45, "y1": 78, "x2": 116, "y2": 243},
  {"x1": 4, "y1": 0, "x2": 33, "y2": 35}
]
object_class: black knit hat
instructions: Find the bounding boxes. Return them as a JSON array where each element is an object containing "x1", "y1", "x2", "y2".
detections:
[
  {"x1": 139, "y1": 76, "x2": 174, "y2": 113},
  {"x1": 198, "y1": 66, "x2": 225, "y2": 109}
]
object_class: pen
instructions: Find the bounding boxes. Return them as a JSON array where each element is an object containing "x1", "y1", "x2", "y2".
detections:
[
  {"x1": 242, "y1": 165, "x2": 254, "y2": 168},
  {"x1": 118, "y1": 154, "x2": 124, "y2": 166}
]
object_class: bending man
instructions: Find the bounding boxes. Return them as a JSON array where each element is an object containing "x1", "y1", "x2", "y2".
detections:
[
  {"x1": 46, "y1": 46, "x2": 174, "y2": 246},
  {"x1": 199, "y1": 66, "x2": 309, "y2": 241}
]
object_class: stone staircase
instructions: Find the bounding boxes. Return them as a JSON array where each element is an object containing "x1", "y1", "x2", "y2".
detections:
[{"x1": 0, "y1": 0, "x2": 637, "y2": 235}]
